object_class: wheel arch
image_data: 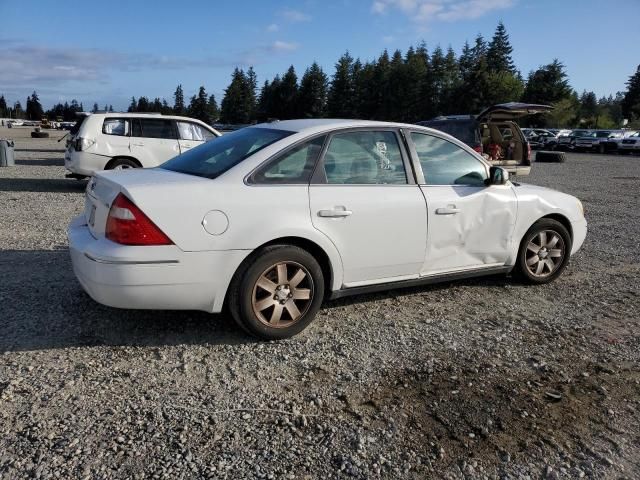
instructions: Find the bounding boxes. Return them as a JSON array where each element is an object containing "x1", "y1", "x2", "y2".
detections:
[
  {"x1": 104, "y1": 156, "x2": 142, "y2": 170},
  {"x1": 540, "y1": 213, "x2": 573, "y2": 240},
  {"x1": 222, "y1": 235, "x2": 339, "y2": 311}
]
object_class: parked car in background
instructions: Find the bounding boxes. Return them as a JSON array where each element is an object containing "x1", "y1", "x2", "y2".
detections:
[
  {"x1": 522, "y1": 128, "x2": 558, "y2": 150},
  {"x1": 574, "y1": 130, "x2": 620, "y2": 153},
  {"x1": 556, "y1": 129, "x2": 592, "y2": 151},
  {"x1": 68, "y1": 119, "x2": 586, "y2": 339},
  {"x1": 418, "y1": 102, "x2": 552, "y2": 176},
  {"x1": 617, "y1": 131, "x2": 640, "y2": 154},
  {"x1": 64, "y1": 113, "x2": 221, "y2": 178},
  {"x1": 600, "y1": 130, "x2": 639, "y2": 153}
]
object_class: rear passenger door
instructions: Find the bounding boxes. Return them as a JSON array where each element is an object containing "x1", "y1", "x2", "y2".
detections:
[
  {"x1": 308, "y1": 129, "x2": 428, "y2": 287},
  {"x1": 176, "y1": 121, "x2": 216, "y2": 154},
  {"x1": 130, "y1": 118, "x2": 181, "y2": 167}
]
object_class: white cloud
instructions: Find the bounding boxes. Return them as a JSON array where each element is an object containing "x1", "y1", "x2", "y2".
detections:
[
  {"x1": 281, "y1": 8, "x2": 312, "y2": 22},
  {"x1": 271, "y1": 40, "x2": 299, "y2": 52},
  {"x1": 371, "y1": 0, "x2": 514, "y2": 22},
  {"x1": 266, "y1": 23, "x2": 279, "y2": 32}
]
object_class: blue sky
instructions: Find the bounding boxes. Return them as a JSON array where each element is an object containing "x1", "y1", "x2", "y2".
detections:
[{"x1": 1, "y1": 0, "x2": 638, "y2": 111}]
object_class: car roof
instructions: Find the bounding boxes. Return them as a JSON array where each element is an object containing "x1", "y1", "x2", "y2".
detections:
[
  {"x1": 84, "y1": 112, "x2": 209, "y2": 122},
  {"x1": 253, "y1": 118, "x2": 423, "y2": 134}
]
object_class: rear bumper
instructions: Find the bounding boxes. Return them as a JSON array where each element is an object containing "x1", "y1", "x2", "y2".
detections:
[
  {"x1": 65, "y1": 150, "x2": 109, "y2": 176},
  {"x1": 67, "y1": 215, "x2": 249, "y2": 313}
]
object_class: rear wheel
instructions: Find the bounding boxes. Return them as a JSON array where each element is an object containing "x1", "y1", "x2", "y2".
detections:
[
  {"x1": 516, "y1": 219, "x2": 572, "y2": 284},
  {"x1": 598, "y1": 144, "x2": 606, "y2": 154},
  {"x1": 229, "y1": 245, "x2": 324, "y2": 340},
  {"x1": 108, "y1": 158, "x2": 139, "y2": 170}
]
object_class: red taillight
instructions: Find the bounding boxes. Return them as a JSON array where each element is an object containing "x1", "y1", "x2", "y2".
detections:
[
  {"x1": 105, "y1": 193, "x2": 173, "y2": 246},
  {"x1": 473, "y1": 144, "x2": 483, "y2": 154},
  {"x1": 527, "y1": 142, "x2": 532, "y2": 161}
]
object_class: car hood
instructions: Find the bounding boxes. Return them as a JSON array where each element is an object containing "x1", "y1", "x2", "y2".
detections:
[{"x1": 477, "y1": 102, "x2": 553, "y2": 121}]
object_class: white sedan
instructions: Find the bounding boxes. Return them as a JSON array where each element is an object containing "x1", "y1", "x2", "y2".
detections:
[{"x1": 68, "y1": 119, "x2": 587, "y2": 339}]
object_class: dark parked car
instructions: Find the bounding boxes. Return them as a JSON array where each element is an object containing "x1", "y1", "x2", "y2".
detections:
[{"x1": 417, "y1": 103, "x2": 552, "y2": 176}]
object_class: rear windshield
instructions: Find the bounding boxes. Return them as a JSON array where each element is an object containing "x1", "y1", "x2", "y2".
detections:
[
  {"x1": 420, "y1": 120, "x2": 478, "y2": 145},
  {"x1": 70, "y1": 115, "x2": 88, "y2": 135},
  {"x1": 161, "y1": 127, "x2": 294, "y2": 179}
]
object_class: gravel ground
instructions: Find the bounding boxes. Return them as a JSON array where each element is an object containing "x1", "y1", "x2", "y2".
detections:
[{"x1": 1, "y1": 126, "x2": 639, "y2": 479}]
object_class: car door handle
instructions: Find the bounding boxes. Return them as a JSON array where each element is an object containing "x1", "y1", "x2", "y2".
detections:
[
  {"x1": 435, "y1": 206, "x2": 460, "y2": 215},
  {"x1": 131, "y1": 142, "x2": 144, "y2": 147},
  {"x1": 318, "y1": 208, "x2": 352, "y2": 218}
]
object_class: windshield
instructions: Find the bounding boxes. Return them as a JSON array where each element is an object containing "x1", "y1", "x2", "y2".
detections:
[
  {"x1": 161, "y1": 127, "x2": 294, "y2": 179},
  {"x1": 596, "y1": 131, "x2": 611, "y2": 138}
]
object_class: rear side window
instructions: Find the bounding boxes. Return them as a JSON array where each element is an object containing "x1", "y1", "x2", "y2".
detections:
[
  {"x1": 322, "y1": 131, "x2": 407, "y2": 185},
  {"x1": 161, "y1": 127, "x2": 294, "y2": 179},
  {"x1": 102, "y1": 119, "x2": 129, "y2": 136},
  {"x1": 132, "y1": 119, "x2": 177, "y2": 139},
  {"x1": 177, "y1": 121, "x2": 215, "y2": 141},
  {"x1": 251, "y1": 136, "x2": 326, "y2": 184}
]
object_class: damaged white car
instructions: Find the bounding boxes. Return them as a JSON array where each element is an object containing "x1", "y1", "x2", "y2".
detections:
[{"x1": 68, "y1": 119, "x2": 587, "y2": 339}]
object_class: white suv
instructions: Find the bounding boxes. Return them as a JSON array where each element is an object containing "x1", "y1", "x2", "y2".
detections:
[{"x1": 64, "y1": 113, "x2": 221, "y2": 178}]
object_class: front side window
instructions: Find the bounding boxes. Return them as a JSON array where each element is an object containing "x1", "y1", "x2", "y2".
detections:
[
  {"x1": 411, "y1": 132, "x2": 487, "y2": 186},
  {"x1": 322, "y1": 131, "x2": 407, "y2": 185},
  {"x1": 252, "y1": 136, "x2": 325, "y2": 184},
  {"x1": 134, "y1": 119, "x2": 176, "y2": 139},
  {"x1": 161, "y1": 127, "x2": 293, "y2": 179},
  {"x1": 102, "y1": 119, "x2": 129, "y2": 136}
]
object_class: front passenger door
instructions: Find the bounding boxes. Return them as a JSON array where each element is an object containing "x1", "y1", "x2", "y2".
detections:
[
  {"x1": 408, "y1": 132, "x2": 517, "y2": 275},
  {"x1": 309, "y1": 130, "x2": 428, "y2": 287}
]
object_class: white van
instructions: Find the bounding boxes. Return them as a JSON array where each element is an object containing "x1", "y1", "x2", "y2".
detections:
[{"x1": 64, "y1": 113, "x2": 221, "y2": 178}]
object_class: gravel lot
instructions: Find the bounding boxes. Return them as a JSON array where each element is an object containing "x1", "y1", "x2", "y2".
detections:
[{"x1": 1, "y1": 126, "x2": 639, "y2": 479}]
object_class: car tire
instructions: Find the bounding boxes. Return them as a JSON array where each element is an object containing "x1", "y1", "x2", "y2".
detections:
[
  {"x1": 108, "y1": 158, "x2": 139, "y2": 170},
  {"x1": 536, "y1": 151, "x2": 566, "y2": 163},
  {"x1": 516, "y1": 219, "x2": 572, "y2": 285},
  {"x1": 228, "y1": 245, "x2": 325, "y2": 340},
  {"x1": 598, "y1": 144, "x2": 606, "y2": 154}
]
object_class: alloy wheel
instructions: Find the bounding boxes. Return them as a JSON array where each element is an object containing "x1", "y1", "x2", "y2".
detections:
[
  {"x1": 252, "y1": 261, "x2": 314, "y2": 328},
  {"x1": 525, "y1": 230, "x2": 566, "y2": 278}
]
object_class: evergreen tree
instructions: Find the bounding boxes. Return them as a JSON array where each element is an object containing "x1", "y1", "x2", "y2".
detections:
[
  {"x1": 487, "y1": 21, "x2": 516, "y2": 73},
  {"x1": 279, "y1": 65, "x2": 299, "y2": 119},
  {"x1": 208, "y1": 94, "x2": 219, "y2": 121},
  {"x1": 622, "y1": 65, "x2": 640, "y2": 123},
  {"x1": 104, "y1": 104, "x2": 108, "y2": 112},
  {"x1": 14, "y1": 101, "x2": 24, "y2": 119},
  {"x1": 579, "y1": 90, "x2": 598, "y2": 126},
  {"x1": 0, "y1": 95, "x2": 7, "y2": 117},
  {"x1": 187, "y1": 86, "x2": 212, "y2": 123},
  {"x1": 221, "y1": 68, "x2": 253, "y2": 124},
  {"x1": 522, "y1": 60, "x2": 572, "y2": 104},
  {"x1": 92, "y1": 103, "x2": 99, "y2": 113},
  {"x1": 26, "y1": 91, "x2": 44, "y2": 120},
  {"x1": 173, "y1": 84, "x2": 186, "y2": 115},
  {"x1": 136, "y1": 97, "x2": 150, "y2": 112},
  {"x1": 108, "y1": 105, "x2": 114, "y2": 112},
  {"x1": 298, "y1": 62, "x2": 328, "y2": 118},
  {"x1": 128, "y1": 97, "x2": 137, "y2": 112},
  {"x1": 327, "y1": 51, "x2": 355, "y2": 117}
]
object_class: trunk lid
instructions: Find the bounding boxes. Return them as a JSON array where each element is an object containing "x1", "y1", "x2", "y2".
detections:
[
  {"x1": 477, "y1": 102, "x2": 553, "y2": 122},
  {"x1": 83, "y1": 168, "x2": 212, "y2": 241}
]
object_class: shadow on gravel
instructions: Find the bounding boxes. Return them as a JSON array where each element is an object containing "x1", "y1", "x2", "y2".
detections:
[
  {"x1": 15, "y1": 158, "x2": 65, "y2": 166},
  {"x1": 0, "y1": 249, "x2": 253, "y2": 352},
  {"x1": 0, "y1": 177, "x2": 86, "y2": 193},
  {"x1": 15, "y1": 148, "x2": 66, "y2": 153}
]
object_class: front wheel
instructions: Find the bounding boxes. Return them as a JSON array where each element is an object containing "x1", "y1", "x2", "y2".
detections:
[
  {"x1": 229, "y1": 245, "x2": 325, "y2": 340},
  {"x1": 516, "y1": 219, "x2": 572, "y2": 284}
]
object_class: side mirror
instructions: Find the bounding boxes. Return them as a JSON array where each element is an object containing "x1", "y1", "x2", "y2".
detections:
[{"x1": 485, "y1": 166, "x2": 509, "y2": 186}]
